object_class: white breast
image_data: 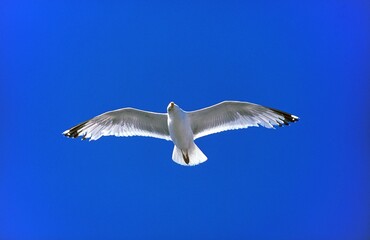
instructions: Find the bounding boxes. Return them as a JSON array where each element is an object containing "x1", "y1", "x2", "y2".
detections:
[{"x1": 168, "y1": 108, "x2": 194, "y2": 149}]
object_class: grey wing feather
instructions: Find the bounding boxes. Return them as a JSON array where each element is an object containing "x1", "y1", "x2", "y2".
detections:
[
  {"x1": 189, "y1": 101, "x2": 299, "y2": 139},
  {"x1": 63, "y1": 108, "x2": 170, "y2": 141}
]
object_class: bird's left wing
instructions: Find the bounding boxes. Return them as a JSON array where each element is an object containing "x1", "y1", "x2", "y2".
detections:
[
  {"x1": 63, "y1": 108, "x2": 171, "y2": 141},
  {"x1": 189, "y1": 101, "x2": 299, "y2": 139}
]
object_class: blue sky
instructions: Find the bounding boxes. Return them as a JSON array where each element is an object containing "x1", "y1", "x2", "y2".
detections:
[{"x1": 1, "y1": 0, "x2": 369, "y2": 239}]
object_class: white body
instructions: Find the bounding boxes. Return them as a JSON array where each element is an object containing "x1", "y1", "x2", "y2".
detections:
[
  {"x1": 167, "y1": 102, "x2": 207, "y2": 166},
  {"x1": 167, "y1": 106, "x2": 193, "y2": 149}
]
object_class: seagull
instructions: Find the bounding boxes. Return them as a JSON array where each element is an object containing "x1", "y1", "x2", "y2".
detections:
[{"x1": 63, "y1": 101, "x2": 299, "y2": 166}]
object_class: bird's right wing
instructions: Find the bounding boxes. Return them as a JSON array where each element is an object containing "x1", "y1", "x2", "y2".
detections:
[
  {"x1": 63, "y1": 108, "x2": 171, "y2": 141},
  {"x1": 189, "y1": 101, "x2": 299, "y2": 139}
]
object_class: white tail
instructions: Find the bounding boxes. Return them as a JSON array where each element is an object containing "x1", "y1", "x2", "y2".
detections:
[{"x1": 172, "y1": 142, "x2": 208, "y2": 166}]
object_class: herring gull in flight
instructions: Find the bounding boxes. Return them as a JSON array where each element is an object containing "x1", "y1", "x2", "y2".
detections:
[{"x1": 63, "y1": 101, "x2": 299, "y2": 166}]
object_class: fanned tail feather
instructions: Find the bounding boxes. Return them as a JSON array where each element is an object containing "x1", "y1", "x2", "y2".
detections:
[{"x1": 172, "y1": 143, "x2": 207, "y2": 166}]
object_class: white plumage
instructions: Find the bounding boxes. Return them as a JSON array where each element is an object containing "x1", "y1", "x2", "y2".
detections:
[{"x1": 63, "y1": 101, "x2": 299, "y2": 166}]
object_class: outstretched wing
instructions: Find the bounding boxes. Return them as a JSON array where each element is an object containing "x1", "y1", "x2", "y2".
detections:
[
  {"x1": 63, "y1": 108, "x2": 170, "y2": 141},
  {"x1": 189, "y1": 101, "x2": 299, "y2": 139}
]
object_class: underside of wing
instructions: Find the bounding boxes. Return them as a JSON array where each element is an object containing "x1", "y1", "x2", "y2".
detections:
[
  {"x1": 189, "y1": 101, "x2": 299, "y2": 139},
  {"x1": 63, "y1": 108, "x2": 171, "y2": 141}
]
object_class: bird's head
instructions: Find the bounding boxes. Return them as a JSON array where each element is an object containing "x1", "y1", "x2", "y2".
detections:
[{"x1": 167, "y1": 101, "x2": 176, "y2": 113}]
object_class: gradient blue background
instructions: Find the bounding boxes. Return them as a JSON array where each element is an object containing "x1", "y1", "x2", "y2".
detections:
[{"x1": 1, "y1": 0, "x2": 369, "y2": 239}]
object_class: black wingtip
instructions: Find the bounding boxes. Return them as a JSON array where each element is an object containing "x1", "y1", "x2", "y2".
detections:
[
  {"x1": 63, "y1": 120, "x2": 89, "y2": 139},
  {"x1": 268, "y1": 107, "x2": 299, "y2": 127}
]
